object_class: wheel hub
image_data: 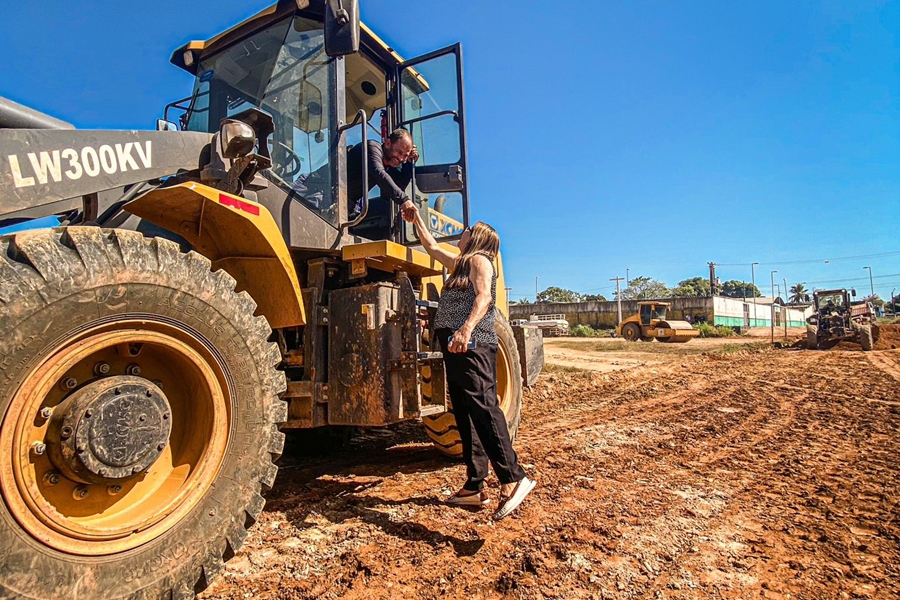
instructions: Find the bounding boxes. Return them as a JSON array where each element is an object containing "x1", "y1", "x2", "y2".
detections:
[{"x1": 47, "y1": 376, "x2": 172, "y2": 484}]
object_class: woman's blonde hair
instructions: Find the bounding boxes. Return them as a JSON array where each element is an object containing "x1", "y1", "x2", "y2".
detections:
[{"x1": 445, "y1": 221, "x2": 500, "y2": 290}]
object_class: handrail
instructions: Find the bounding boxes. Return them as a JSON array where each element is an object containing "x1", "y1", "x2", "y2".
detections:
[
  {"x1": 399, "y1": 109, "x2": 458, "y2": 128},
  {"x1": 338, "y1": 109, "x2": 368, "y2": 234}
]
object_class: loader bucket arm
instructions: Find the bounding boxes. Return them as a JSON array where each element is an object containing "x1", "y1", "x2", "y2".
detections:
[{"x1": 0, "y1": 129, "x2": 211, "y2": 218}]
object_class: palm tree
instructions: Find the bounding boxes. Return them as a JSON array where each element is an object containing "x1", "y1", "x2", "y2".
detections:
[{"x1": 789, "y1": 283, "x2": 808, "y2": 304}]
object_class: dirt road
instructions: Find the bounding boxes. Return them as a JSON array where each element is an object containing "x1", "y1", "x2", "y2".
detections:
[{"x1": 200, "y1": 330, "x2": 900, "y2": 600}]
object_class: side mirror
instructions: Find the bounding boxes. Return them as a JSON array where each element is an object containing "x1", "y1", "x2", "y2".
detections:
[
  {"x1": 156, "y1": 119, "x2": 178, "y2": 131},
  {"x1": 324, "y1": 0, "x2": 360, "y2": 57}
]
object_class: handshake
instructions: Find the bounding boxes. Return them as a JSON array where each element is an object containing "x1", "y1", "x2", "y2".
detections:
[{"x1": 400, "y1": 199, "x2": 419, "y2": 223}]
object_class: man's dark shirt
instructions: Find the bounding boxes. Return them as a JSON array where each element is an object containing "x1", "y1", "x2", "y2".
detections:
[{"x1": 347, "y1": 140, "x2": 413, "y2": 206}]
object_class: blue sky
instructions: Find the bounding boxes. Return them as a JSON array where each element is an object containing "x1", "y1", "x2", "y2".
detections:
[{"x1": 3, "y1": 1, "x2": 898, "y2": 302}]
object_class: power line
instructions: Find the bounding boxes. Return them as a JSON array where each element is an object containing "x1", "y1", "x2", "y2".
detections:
[
  {"x1": 716, "y1": 250, "x2": 900, "y2": 268},
  {"x1": 805, "y1": 272, "x2": 900, "y2": 286}
]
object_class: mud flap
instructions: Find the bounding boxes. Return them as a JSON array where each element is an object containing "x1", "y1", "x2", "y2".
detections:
[{"x1": 512, "y1": 325, "x2": 544, "y2": 387}]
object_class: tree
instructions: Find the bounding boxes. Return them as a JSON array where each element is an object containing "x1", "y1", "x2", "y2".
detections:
[
  {"x1": 671, "y1": 277, "x2": 711, "y2": 298},
  {"x1": 864, "y1": 294, "x2": 884, "y2": 307},
  {"x1": 621, "y1": 276, "x2": 670, "y2": 300},
  {"x1": 721, "y1": 280, "x2": 760, "y2": 299},
  {"x1": 789, "y1": 283, "x2": 809, "y2": 304},
  {"x1": 537, "y1": 287, "x2": 581, "y2": 303},
  {"x1": 582, "y1": 293, "x2": 608, "y2": 302},
  {"x1": 510, "y1": 298, "x2": 530, "y2": 305}
]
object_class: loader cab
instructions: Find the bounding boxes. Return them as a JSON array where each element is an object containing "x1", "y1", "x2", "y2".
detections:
[
  {"x1": 169, "y1": 2, "x2": 470, "y2": 248},
  {"x1": 813, "y1": 290, "x2": 849, "y2": 312}
]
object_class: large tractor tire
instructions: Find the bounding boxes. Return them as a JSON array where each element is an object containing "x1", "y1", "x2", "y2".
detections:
[
  {"x1": 422, "y1": 309, "x2": 523, "y2": 458},
  {"x1": 859, "y1": 325, "x2": 874, "y2": 351},
  {"x1": 0, "y1": 228, "x2": 286, "y2": 599},
  {"x1": 622, "y1": 323, "x2": 642, "y2": 342}
]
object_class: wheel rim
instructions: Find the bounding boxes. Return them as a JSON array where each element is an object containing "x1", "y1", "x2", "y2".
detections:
[{"x1": 0, "y1": 319, "x2": 230, "y2": 555}]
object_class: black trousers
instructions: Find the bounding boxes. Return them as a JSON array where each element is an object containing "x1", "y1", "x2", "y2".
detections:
[{"x1": 437, "y1": 328, "x2": 526, "y2": 491}]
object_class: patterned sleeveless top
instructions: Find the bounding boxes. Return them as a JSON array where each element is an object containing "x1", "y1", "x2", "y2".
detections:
[{"x1": 434, "y1": 253, "x2": 498, "y2": 345}]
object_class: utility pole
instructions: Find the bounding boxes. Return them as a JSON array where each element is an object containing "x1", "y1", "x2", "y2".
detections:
[
  {"x1": 626, "y1": 268, "x2": 630, "y2": 288},
  {"x1": 783, "y1": 276, "x2": 789, "y2": 341},
  {"x1": 504, "y1": 287, "x2": 512, "y2": 308},
  {"x1": 770, "y1": 270, "x2": 778, "y2": 344},
  {"x1": 751, "y1": 262, "x2": 759, "y2": 329},
  {"x1": 535, "y1": 276, "x2": 539, "y2": 302},
  {"x1": 610, "y1": 277, "x2": 624, "y2": 326},
  {"x1": 863, "y1": 266, "x2": 874, "y2": 298},
  {"x1": 708, "y1": 262, "x2": 717, "y2": 296}
]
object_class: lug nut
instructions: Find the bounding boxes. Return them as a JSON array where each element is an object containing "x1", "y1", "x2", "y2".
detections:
[
  {"x1": 43, "y1": 472, "x2": 60, "y2": 486},
  {"x1": 60, "y1": 426, "x2": 73, "y2": 439},
  {"x1": 61, "y1": 378, "x2": 77, "y2": 390},
  {"x1": 94, "y1": 362, "x2": 111, "y2": 375},
  {"x1": 126, "y1": 364, "x2": 141, "y2": 376},
  {"x1": 31, "y1": 442, "x2": 46, "y2": 456},
  {"x1": 152, "y1": 380, "x2": 164, "y2": 390},
  {"x1": 107, "y1": 485, "x2": 122, "y2": 496},
  {"x1": 73, "y1": 486, "x2": 89, "y2": 500},
  {"x1": 39, "y1": 407, "x2": 53, "y2": 420}
]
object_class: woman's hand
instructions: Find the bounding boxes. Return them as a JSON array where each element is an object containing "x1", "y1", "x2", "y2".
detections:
[{"x1": 448, "y1": 327, "x2": 473, "y2": 353}]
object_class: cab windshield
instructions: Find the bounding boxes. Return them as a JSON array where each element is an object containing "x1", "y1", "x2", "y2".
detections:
[
  {"x1": 816, "y1": 293, "x2": 845, "y2": 309},
  {"x1": 184, "y1": 14, "x2": 337, "y2": 225}
]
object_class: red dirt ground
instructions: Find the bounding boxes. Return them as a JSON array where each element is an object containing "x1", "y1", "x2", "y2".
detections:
[{"x1": 199, "y1": 326, "x2": 900, "y2": 600}]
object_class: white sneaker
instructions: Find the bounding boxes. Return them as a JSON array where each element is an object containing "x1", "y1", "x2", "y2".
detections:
[{"x1": 492, "y1": 477, "x2": 536, "y2": 521}]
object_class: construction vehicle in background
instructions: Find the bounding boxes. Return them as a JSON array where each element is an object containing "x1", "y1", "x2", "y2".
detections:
[
  {"x1": 617, "y1": 301, "x2": 700, "y2": 343},
  {"x1": 806, "y1": 288, "x2": 879, "y2": 351},
  {"x1": 511, "y1": 313, "x2": 570, "y2": 337},
  {"x1": 0, "y1": 2, "x2": 541, "y2": 597}
]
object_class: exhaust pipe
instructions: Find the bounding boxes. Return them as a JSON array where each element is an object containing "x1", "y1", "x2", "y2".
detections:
[{"x1": 0, "y1": 96, "x2": 74, "y2": 130}]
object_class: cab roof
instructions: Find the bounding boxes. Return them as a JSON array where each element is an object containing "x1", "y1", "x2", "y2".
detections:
[{"x1": 171, "y1": 0, "x2": 406, "y2": 74}]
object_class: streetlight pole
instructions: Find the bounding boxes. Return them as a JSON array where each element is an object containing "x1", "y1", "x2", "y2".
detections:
[
  {"x1": 892, "y1": 288, "x2": 897, "y2": 316},
  {"x1": 863, "y1": 266, "x2": 874, "y2": 299},
  {"x1": 770, "y1": 270, "x2": 778, "y2": 343},
  {"x1": 505, "y1": 286, "x2": 512, "y2": 308},
  {"x1": 535, "y1": 276, "x2": 539, "y2": 302},
  {"x1": 610, "y1": 277, "x2": 624, "y2": 326},
  {"x1": 626, "y1": 268, "x2": 630, "y2": 288},
  {"x1": 751, "y1": 262, "x2": 759, "y2": 329}
]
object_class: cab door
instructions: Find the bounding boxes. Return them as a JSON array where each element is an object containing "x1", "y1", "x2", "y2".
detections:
[{"x1": 394, "y1": 43, "x2": 470, "y2": 243}]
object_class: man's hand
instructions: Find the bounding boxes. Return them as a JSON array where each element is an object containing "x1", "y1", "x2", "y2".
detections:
[
  {"x1": 408, "y1": 144, "x2": 419, "y2": 164},
  {"x1": 400, "y1": 199, "x2": 417, "y2": 222}
]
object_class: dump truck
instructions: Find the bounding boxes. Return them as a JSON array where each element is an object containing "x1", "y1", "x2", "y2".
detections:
[
  {"x1": 806, "y1": 288, "x2": 879, "y2": 351},
  {"x1": 616, "y1": 301, "x2": 700, "y2": 343},
  {"x1": 0, "y1": 2, "x2": 542, "y2": 597}
]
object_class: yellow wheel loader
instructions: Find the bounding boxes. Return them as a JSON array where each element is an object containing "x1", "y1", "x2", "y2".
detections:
[
  {"x1": 0, "y1": 2, "x2": 541, "y2": 597},
  {"x1": 616, "y1": 301, "x2": 700, "y2": 343}
]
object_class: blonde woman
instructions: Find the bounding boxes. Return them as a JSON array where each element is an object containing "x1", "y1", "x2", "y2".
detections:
[{"x1": 404, "y1": 210, "x2": 535, "y2": 520}]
